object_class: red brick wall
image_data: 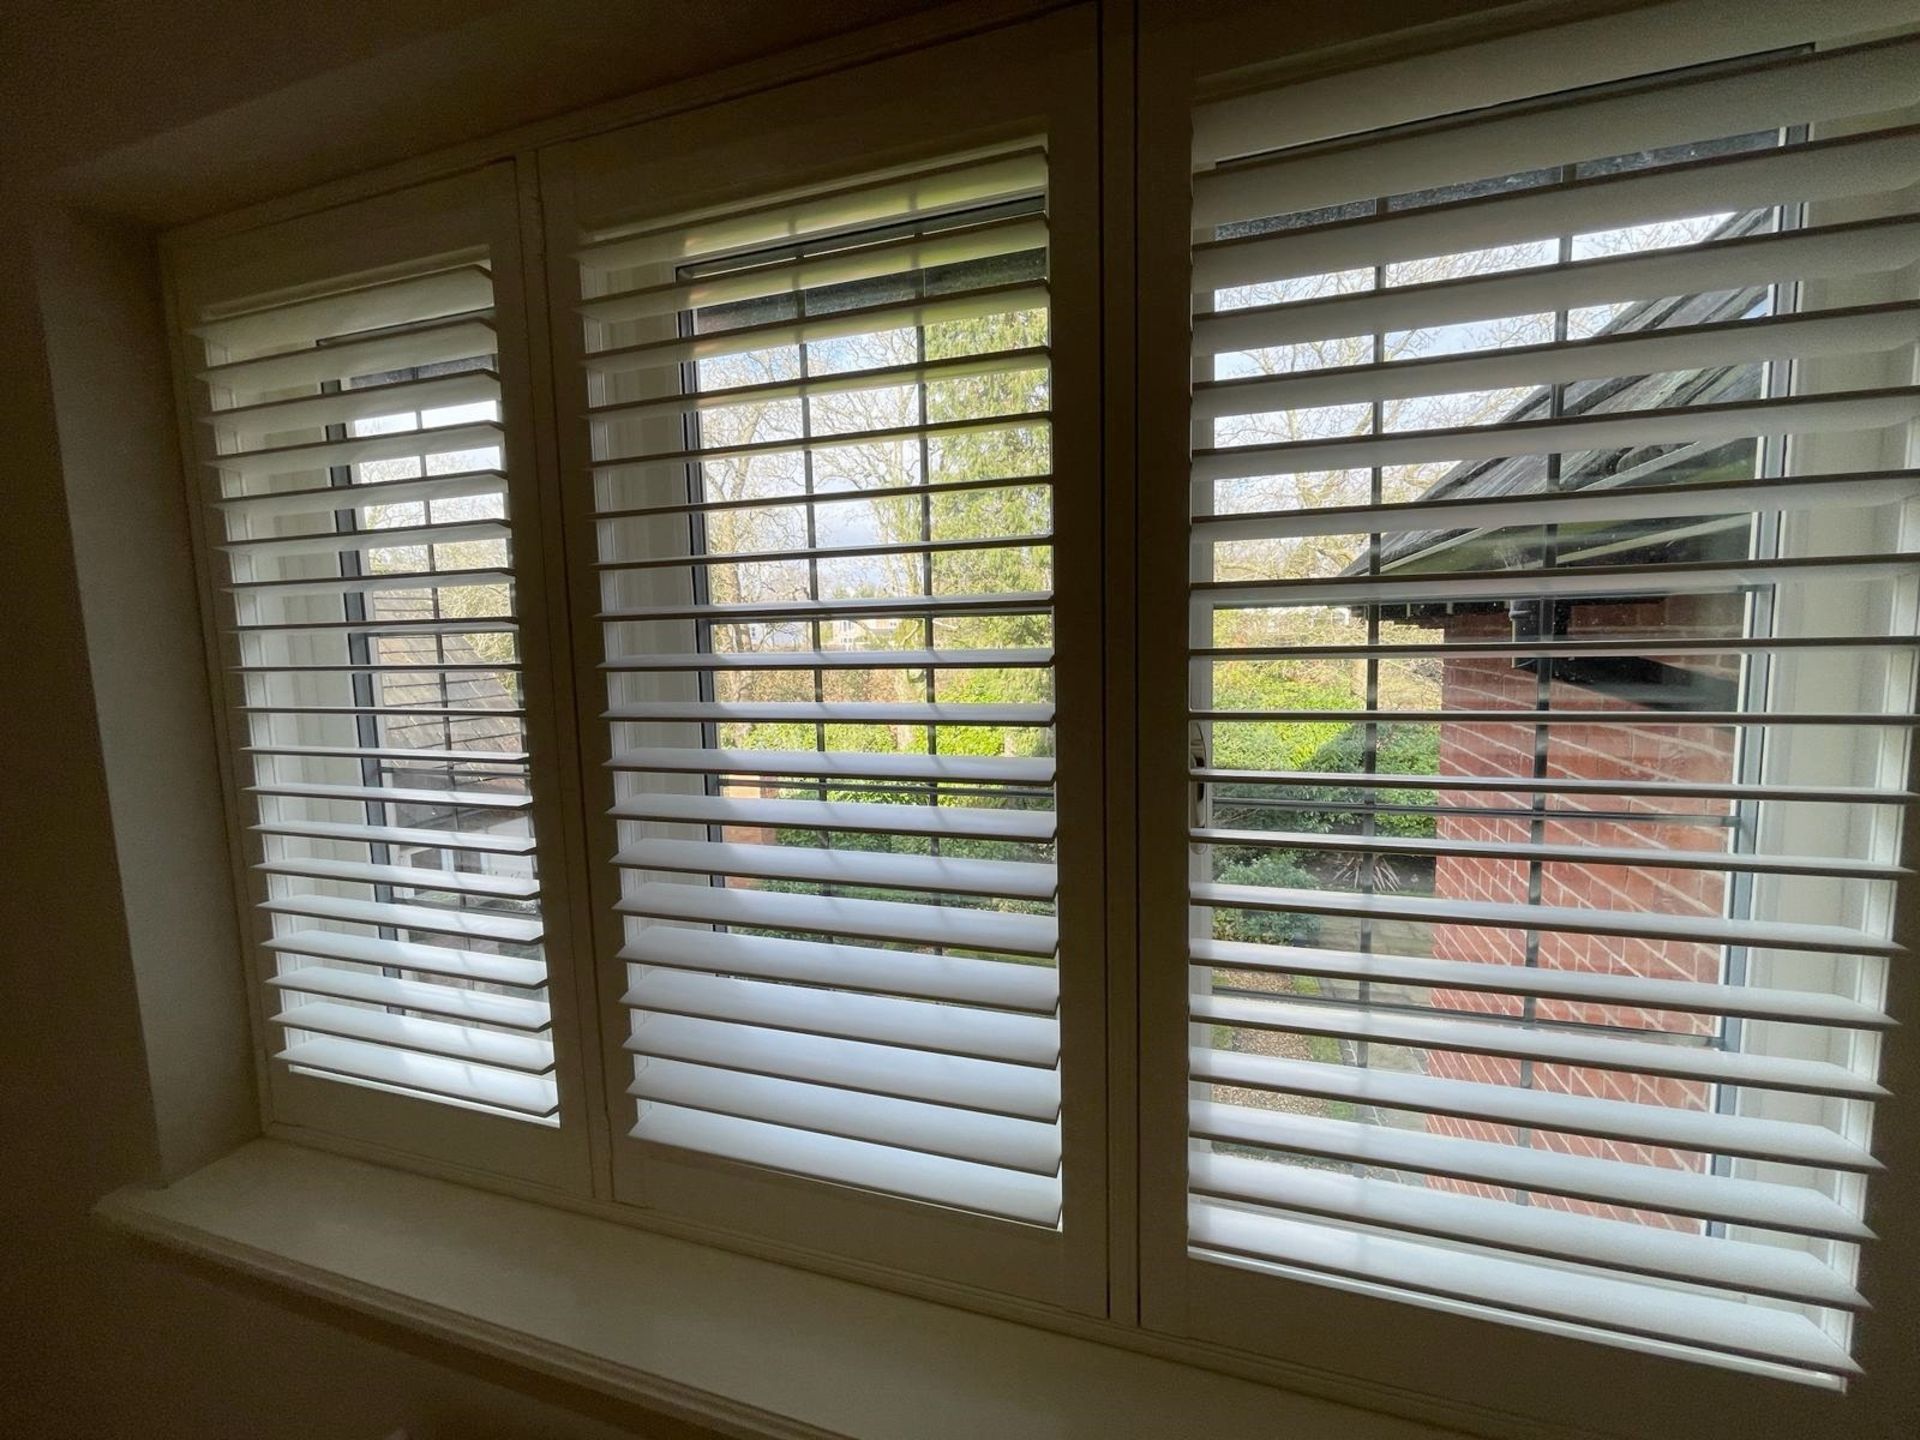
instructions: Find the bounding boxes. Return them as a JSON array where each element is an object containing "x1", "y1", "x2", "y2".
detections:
[{"x1": 1422, "y1": 606, "x2": 1738, "y2": 1229}]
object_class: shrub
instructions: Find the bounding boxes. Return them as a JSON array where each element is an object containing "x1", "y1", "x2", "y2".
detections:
[
  {"x1": 1210, "y1": 848, "x2": 1321, "y2": 946},
  {"x1": 1220, "y1": 721, "x2": 1439, "y2": 840}
]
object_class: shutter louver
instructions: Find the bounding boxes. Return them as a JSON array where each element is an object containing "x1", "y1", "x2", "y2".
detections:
[
  {"x1": 1181, "y1": 37, "x2": 1920, "y2": 1379},
  {"x1": 574, "y1": 148, "x2": 1061, "y2": 1224},
  {"x1": 190, "y1": 259, "x2": 559, "y2": 1122}
]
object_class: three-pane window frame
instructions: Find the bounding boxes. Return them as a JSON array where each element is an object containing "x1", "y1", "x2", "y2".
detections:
[{"x1": 146, "y1": 3, "x2": 1920, "y2": 1437}]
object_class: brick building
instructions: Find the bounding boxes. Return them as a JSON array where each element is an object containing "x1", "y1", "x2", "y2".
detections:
[
  {"x1": 1368, "y1": 270, "x2": 1769, "y2": 1229},
  {"x1": 1418, "y1": 604, "x2": 1736, "y2": 1228}
]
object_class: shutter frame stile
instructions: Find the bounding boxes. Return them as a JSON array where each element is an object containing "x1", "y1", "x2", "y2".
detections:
[
  {"x1": 543, "y1": 8, "x2": 1105, "y2": 1314},
  {"x1": 167, "y1": 165, "x2": 591, "y2": 1192},
  {"x1": 1152, "y1": 0, "x2": 1920, "y2": 1415}
]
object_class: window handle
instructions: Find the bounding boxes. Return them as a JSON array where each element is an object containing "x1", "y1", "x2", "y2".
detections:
[{"x1": 1189, "y1": 720, "x2": 1211, "y2": 832}]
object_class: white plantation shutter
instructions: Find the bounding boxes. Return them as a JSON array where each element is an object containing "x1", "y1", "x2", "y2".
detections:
[
  {"x1": 1172, "y1": 32, "x2": 1920, "y2": 1380},
  {"x1": 156, "y1": 14, "x2": 1098, "y2": 1302},
  {"x1": 175, "y1": 174, "x2": 576, "y2": 1166},
  {"x1": 567, "y1": 147, "x2": 1065, "y2": 1226},
  {"x1": 128, "y1": 4, "x2": 1920, "y2": 1427}
]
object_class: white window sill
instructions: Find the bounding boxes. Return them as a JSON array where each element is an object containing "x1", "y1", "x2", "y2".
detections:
[{"x1": 94, "y1": 1140, "x2": 1457, "y2": 1440}]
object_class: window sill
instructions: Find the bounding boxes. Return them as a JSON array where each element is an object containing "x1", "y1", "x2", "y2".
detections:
[
  {"x1": 93, "y1": 1144, "x2": 1466, "y2": 1440},
  {"x1": 94, "y1": 1139, "x2": 1456, "y2": 1440}
]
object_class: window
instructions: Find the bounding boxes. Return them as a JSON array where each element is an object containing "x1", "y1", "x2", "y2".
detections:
[
  {"x1": 528, "y1": 16, "x2": 1105, "y2": 1302},
  {"x1": 1142, "y1": 21, "x2": 1920, "y2": 1400},
  {"x1": 172, "y1": 167, "x2": 593, "y2": 1188},
  {"x1": 143, "y1": 5, "x2": 1920, "y2": 1436},
  {"x1": 576, "y1": 150, "x2": 1062, "y2": 1224},
  {"x1": 204, "y1": 265, "x2": 552, "y2": 1098}
]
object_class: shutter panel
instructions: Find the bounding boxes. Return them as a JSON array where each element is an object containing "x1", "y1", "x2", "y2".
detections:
[
  {"x1": 186, "y1": 244, "x2": 560, "y2": 1124},
  {"x1": 571, "y1": 147, "x2": 1062, "y2": 1226},
  {"x1": 1178, "y1": 33, "x2": 1920, "y2": 1380}
]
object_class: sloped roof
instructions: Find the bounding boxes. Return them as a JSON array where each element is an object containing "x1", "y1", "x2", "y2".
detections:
[{"x1": 1348, "y1": 209, "x2": 1774, "y2": 577}]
